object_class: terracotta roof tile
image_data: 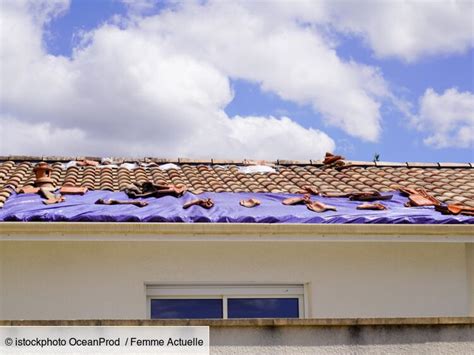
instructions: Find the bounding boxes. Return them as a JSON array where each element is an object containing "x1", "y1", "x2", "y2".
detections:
[
  {"x1": 0, "y1": 157, "x2": 472, "y2": 208},
  {"x1": 464, "y1": 200, "x2": 474, "y2": 208}
]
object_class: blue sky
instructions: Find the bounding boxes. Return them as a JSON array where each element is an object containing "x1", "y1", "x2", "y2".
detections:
[{"x1": 1, "y1": 0, "x2": 473, "y2": 162}]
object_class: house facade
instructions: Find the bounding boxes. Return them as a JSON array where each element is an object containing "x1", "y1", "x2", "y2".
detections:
[
  {"x1": 1, "y1": 223, "x2": 473, "y2": 320},
  {"x1": 0, "y1": 156, "x2": 473, "y2": 352}
]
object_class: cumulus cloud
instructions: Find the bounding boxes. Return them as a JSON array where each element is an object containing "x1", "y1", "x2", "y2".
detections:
[
  {"x1": 0, "y1": 0, "x2": 341, "y2": 159},
  {"x1": 415, "y1": 88, "x2": 474, "y2": 148},
  {"x1": 326, "y1": 1, "x2": 474, "y2": 62},
  {"x1": 1, "y1": 0, "x2": 472, "y2": 160},
  {"x1": 1, "y1": 113, "x2": 336, "y2": 159},
  {"x1": 139, "y1": 1, "x2": 388, "y2": 141},
  {"x1": 228, "y1": 116, "x2": 335, "y2": 159},
  {"x1": 0, "y1": 115, "x2": 86, "y2": 155},
  {"x1": 254, "y1": 1, "x2": 473, "y2": 62}
]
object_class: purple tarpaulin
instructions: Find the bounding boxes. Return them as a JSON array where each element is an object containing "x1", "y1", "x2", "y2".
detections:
[{"x1": 0, "y1": 190, "x2": 472, "y2": 224}]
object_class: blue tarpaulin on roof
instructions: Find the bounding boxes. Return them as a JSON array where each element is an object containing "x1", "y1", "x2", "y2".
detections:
[{"x1": 0, "y1": 190, "x2": 472, "y2": 224}]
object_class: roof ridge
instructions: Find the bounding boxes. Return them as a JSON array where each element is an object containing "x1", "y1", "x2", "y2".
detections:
[{"x1": 0, "y1": 156, "x2": 472, "y2": 168}]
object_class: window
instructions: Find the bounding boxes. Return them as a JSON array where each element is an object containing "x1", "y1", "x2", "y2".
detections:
[
  {"x1": 147, "y1": 284, "x2": 305, "y2": 319},
  {"x1": 150, "y1": 299, "x2": 223, "y2": 319},
  {"x1": 227, "y1": 298, "x2": 299, "y2": 318}
]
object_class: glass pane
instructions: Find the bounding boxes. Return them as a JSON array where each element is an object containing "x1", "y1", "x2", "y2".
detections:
[
  {"x1": 228, "y1": 298, "x2": 299, "y2": 318},
  {"x1": 151, "y1": 299, "x2": 223, "y2": 319}
]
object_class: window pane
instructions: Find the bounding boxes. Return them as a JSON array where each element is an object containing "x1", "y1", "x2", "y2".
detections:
[
  {"x1": 151, "y1": 299, "x2": 223, "y2": 319},
  {"x1": 228, "y1": 298, "x2": 299, "y2": 318}
]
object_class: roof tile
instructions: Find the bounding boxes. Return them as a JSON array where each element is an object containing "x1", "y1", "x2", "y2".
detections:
[{"x1": 0, "y1": 158, "x2": 472, "y2": 208}]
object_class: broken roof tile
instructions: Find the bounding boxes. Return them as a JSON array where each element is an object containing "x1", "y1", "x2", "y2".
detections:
[{"x1": 0, "y1": 157, "x2": 471, "y2": 209}]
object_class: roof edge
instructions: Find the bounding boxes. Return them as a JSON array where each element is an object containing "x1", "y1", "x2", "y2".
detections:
[{"x1": 0, "y1": 156, "x2": 472, "y2": 168}]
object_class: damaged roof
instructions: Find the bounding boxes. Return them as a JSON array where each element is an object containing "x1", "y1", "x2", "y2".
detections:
[{"x1": 0, "y1": 156, "x2": 473, "y2": 210}]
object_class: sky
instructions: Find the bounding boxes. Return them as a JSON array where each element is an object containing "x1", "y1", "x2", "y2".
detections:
[{"x1": 0, "y1": 0, "x2": 473, "y2": 162}]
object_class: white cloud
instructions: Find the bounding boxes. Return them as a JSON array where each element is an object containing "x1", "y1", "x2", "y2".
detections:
[
  {"x1": 1, "y1": 113, "x2": 336, "y2": 159},
  {"x1": 0, "y1": 115, "x2": 86, "y2": 155},
  {"x1": 0, "y1": 0, "x2": 339, "y2": 159},
  {"x1": 326, "y1": 1, "x2": 474, "y2": 62},
  {"x1": 1, "y1": 0, "x2": 413, "y2": 160},
  {"x1": 139, "y1": 1, "x2": 388, "y2": 141},
  {"x1": 415, "y1": 88, "x2": 474, "y2": 148},
  {"x1": 228, "y1": 116, "x2": 335, "y2": 159},
  {"x1": 2, "y1": 0, "x2": 471, "y2": 161}
]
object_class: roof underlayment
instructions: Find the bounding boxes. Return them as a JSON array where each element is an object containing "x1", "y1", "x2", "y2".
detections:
[{"x1": 1, "y1": 191, "x2": 472, "y2": 224}]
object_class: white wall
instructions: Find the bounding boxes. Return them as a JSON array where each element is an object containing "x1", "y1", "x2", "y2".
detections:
[
  {"x1": 467, "y1": 243, "x2": 474, "y2": 316},
  {"x1": 0, "y1": 241, "x2": 470, "y2": 319}
]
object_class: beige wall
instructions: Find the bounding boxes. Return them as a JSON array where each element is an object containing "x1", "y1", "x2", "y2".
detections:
[
  {"x1": 467, "y1": 243, "x2": 474, "y2": 316},
  {"x1": 209, "y1": 324, "x2": 474, "y2": 354},
  {"x1": 0, "y1": 241, "x2": 471, "y2": 319}
]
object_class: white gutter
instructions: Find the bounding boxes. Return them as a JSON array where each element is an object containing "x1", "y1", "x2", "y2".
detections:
[{"x1": 0, "y1": 222, "x2": 472, "y2": 243}]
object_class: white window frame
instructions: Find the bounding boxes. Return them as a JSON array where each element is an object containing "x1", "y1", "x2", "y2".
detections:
[{"x1": 146, "y1": 284, "x2": 306, "y2": 319}]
